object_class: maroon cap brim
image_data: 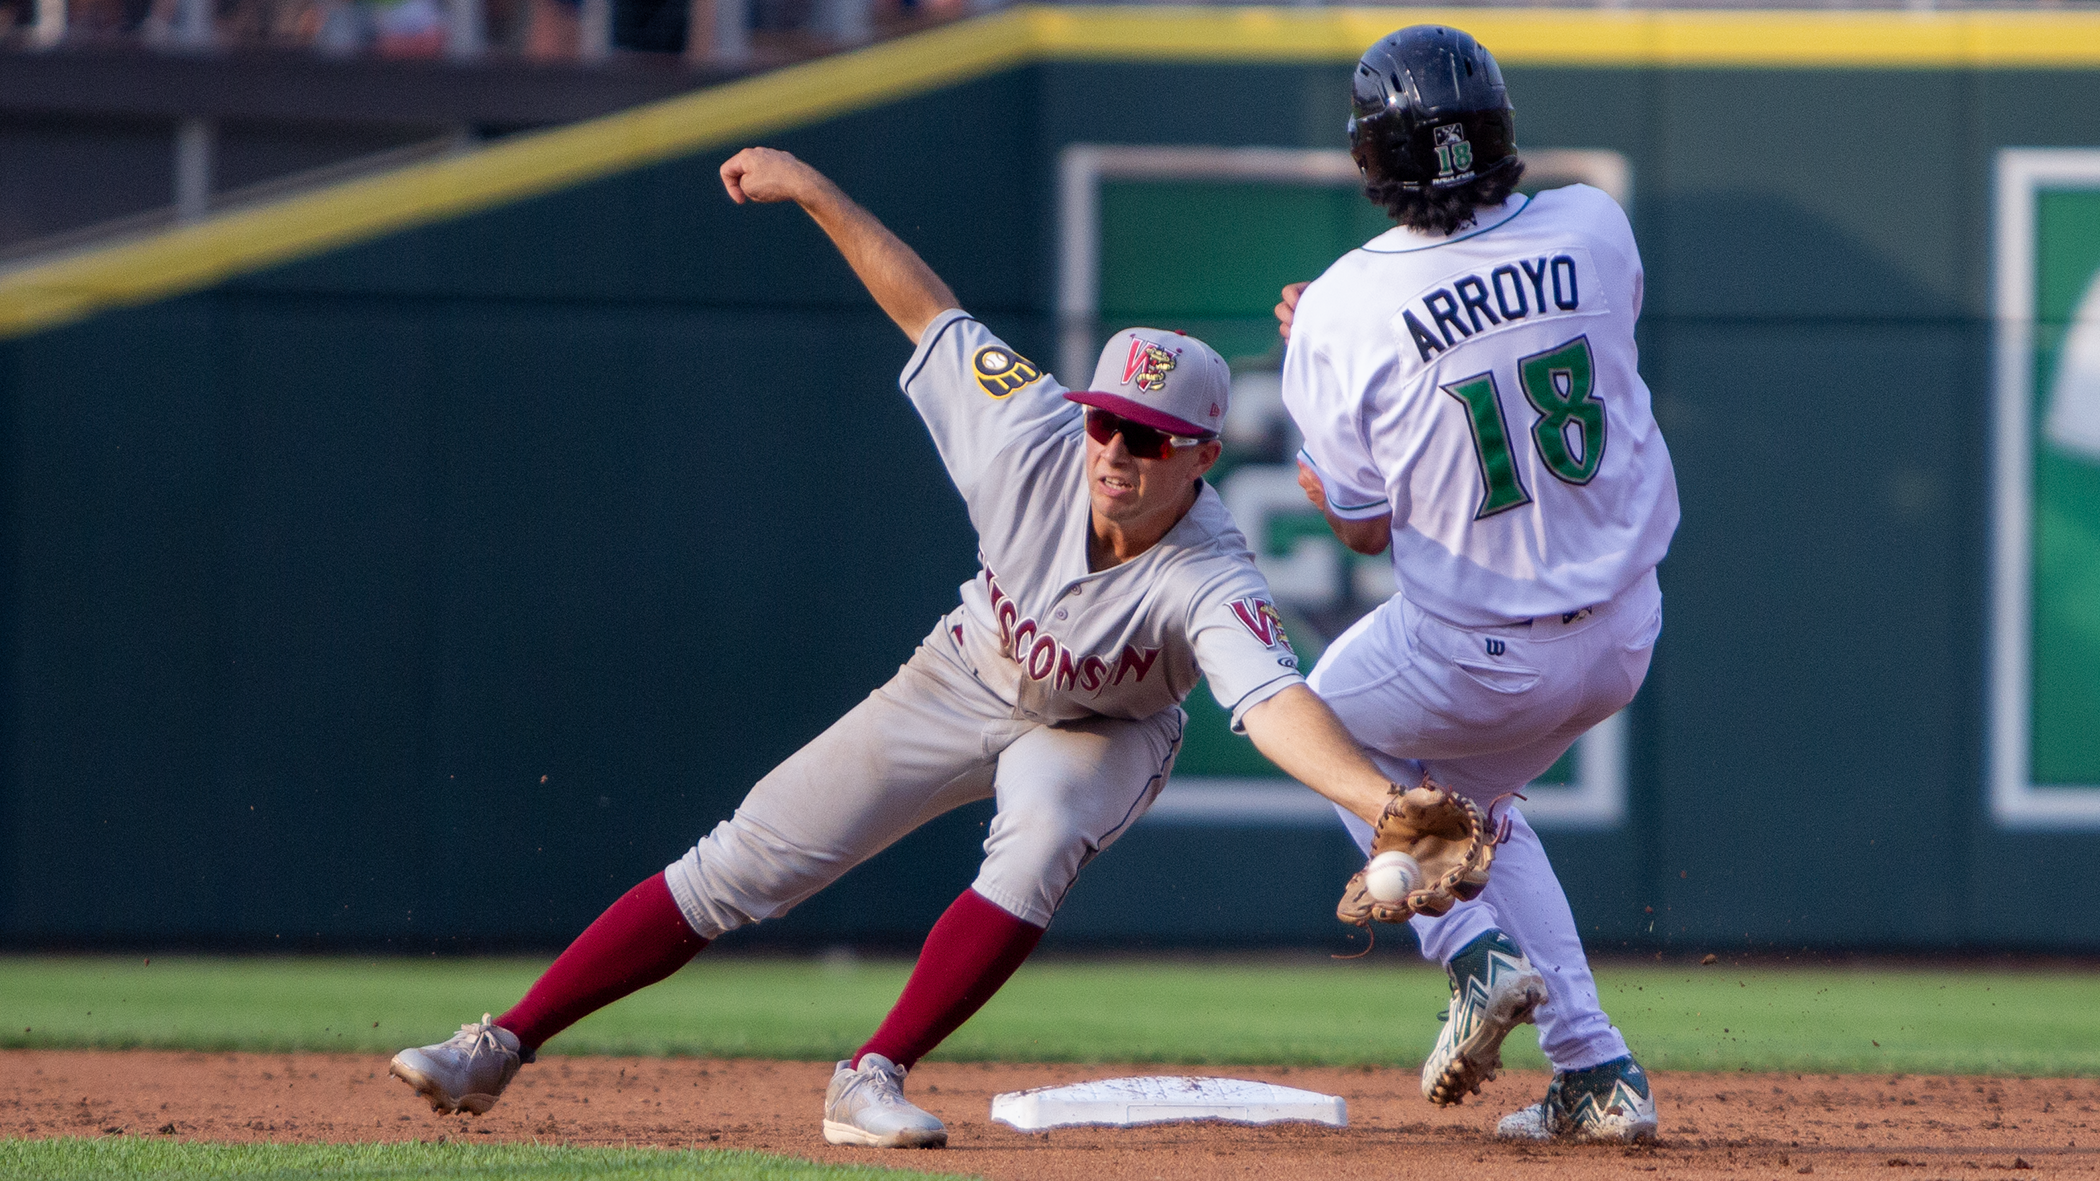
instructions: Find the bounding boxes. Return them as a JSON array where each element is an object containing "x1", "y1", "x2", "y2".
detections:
[{"x1": 1064, "y1": 390, "x2": 1213, "y2": 438}]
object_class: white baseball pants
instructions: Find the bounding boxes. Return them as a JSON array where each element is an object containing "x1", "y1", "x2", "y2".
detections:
[
  {"x1": 663, "y1": 630, "x2": 1182, "y2": 936},
  {"x1": 1308, "y1": 569, "x2": 1663, "y2": 1073}
]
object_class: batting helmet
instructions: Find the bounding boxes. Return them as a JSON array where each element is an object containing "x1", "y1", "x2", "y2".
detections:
[{"x1": 1347, "y1": 25, "x2": 1517, "y2": 192}]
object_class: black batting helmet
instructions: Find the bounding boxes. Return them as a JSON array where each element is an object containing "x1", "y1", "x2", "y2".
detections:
[{"x1": 1347, "y1": 25, "x2": 1517, "y2": 192}]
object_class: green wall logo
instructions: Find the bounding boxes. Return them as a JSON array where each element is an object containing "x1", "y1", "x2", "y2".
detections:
[{"x1": 1992, "y1": 149, "x2": 2100, "y2": 827}]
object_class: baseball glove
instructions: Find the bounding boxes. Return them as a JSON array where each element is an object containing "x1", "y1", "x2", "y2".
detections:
[{"x1": 1337, "y1": 781, "x2": 1496, "y2": 928}]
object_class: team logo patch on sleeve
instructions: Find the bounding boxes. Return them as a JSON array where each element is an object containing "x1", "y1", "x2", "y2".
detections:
[
  {"x1": 972, "y1": 346, "x2": 1043, "y2": 398},
  {"x1": 1228, "y1": 597, "x2": 1292, "y2": 649}
]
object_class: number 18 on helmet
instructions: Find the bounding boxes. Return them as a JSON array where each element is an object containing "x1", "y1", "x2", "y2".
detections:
[{"x1": 1347, "y1": 25, "x2": 1519, "y2": 193}]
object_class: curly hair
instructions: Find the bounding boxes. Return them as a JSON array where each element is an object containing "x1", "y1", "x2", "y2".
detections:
[{"x1": 1363, "y1": 157, "x2": 1526, "y2": 237}]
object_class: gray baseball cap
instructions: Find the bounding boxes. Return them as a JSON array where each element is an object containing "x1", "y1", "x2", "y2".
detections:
[{"x1": 1064, "y1": 327, "x2": 1230, "y2": 439}]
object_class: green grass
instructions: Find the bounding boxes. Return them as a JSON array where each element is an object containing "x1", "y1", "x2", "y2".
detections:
[
  {"x1": 2, "y1": 954, "x2": 2096, "y2": 1076},
  {"x1": 0, "y1": 1139, "x2": 957, "y2": 1181}
]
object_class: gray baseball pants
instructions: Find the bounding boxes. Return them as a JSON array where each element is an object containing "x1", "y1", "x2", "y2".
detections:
[{"x1": 664, "y1": 630, "x2": 1183, "y2": 935}]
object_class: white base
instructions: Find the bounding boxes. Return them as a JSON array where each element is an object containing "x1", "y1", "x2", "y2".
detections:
[{"x1": 989, "y1": 1075, "x2": 1346, "y2": 1131}]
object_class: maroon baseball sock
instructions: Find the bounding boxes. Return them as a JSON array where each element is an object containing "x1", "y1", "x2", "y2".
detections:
[
  {"x1": 495, "y1": 871, "x2": 708, "y2": 1053},
  {"x1": 854, "y1": 887, "x2": 1045, "y2": 1071}
]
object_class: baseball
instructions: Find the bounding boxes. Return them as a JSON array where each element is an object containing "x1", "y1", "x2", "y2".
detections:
[{"x1": 1363, "y1": 851, "x2": 1422, "y2": 904}]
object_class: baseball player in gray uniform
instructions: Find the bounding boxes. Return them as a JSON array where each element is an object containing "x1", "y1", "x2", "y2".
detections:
[
  {"x1": 388, "y1": 146, "x2": 1430, "y2": 1149},
  {"x1": 1275, "y1": 26, "x2": 1679, "y2": 1143}
]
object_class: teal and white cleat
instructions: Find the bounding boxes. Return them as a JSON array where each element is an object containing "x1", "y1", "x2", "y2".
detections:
[
  {"x1": 389, "y1": 1014, "x2": 525, "y2": 1115},
  {"x1": 1421, "y1": 929, "x2": 1548, "y2": 1106},
  {"x1": 1496, "y1": 1055, "x2": 1659, "y2": 1143},
  {"x1": 822, "y1": 1053, "x2": 948, "y2": 1148}
]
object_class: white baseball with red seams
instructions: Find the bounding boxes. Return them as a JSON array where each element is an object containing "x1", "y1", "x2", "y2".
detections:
[{"x1": 1362, "y1": 851, "x2": 1423, "y2": 904}]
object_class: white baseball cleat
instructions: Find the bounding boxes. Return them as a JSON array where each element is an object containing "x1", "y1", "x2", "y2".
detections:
[
  {"x1": 1421, "y1": 929, "x2": 1548, "y2": 1106},
  {"x1": 1495, "y1": 1055, "x2": 1659, "y2": 1143},
  {"x1": 822, "y1": 1053, "x2": 948, "y2": 1148},
  {"x1": 389, "y1": 1013, "x2": 525, "y2": 1115}
]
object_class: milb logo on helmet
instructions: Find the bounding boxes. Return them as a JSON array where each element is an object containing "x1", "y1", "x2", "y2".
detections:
[{"x1": 1432, "y1": 124, "x2": 1476, "y2": 181}]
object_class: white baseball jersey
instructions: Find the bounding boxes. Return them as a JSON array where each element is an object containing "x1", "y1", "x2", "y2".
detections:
[
  {"x1": 1283, "y1": 184, "x2": 1679, "y2": 627},
  {"x1": 903, "y1": 309, "x2": 1304, "y2": 728}
]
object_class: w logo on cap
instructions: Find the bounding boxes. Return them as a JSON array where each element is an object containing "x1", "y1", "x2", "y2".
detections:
[{"x1": 1122, "y1": 338, "x2": 1180, "y2": 393}]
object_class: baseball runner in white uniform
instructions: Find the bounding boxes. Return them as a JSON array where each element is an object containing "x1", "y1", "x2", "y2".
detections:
[
  {"x1": 1277, "y1": 26, "x2": 1679, "y2": 1142},
  {"x1": 386, "y1": 146, "x2": 1443, "y2": 1149}
]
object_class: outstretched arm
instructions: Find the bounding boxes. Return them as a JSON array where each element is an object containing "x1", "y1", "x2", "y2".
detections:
[
  {"x1": 1238, "y1": 684, "x2": 1392, "y2": 826},
  {"x1": 721, "y1": 147, "x2": 959, "y2": 344}
]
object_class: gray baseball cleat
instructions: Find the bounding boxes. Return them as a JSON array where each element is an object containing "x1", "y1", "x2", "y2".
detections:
[
  {"x1": 389, "y1": 1013, "x2": 526, "y2": 1115},
  {"x1": 821, "y1": 1053, "x2": 948, "y2": 1148},
  {"x1": 1495, "y1": 1055, "x2": 1659, "y2": 1142},
  {"x1": 1421, "y1": 929, "x2": 1548, "y2": 1106}
]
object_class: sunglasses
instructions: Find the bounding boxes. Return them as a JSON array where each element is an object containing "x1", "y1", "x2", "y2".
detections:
[{"x1": 1083, "y1": 409, "x2": 1212, "y2": 461}]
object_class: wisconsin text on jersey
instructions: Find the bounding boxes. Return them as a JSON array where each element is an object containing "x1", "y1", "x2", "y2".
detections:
[
  {"x1": 1400, "y1": 246, "x2": 1605, "y2": 367},
  {"x1": 975, "y1": 568, "x2": 1295, "y2": 696},
  {"x1": 984, "y1": 568, "x2": 1163, "y2": 692}
]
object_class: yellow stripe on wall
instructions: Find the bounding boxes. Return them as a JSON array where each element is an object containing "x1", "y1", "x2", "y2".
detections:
[
  {"x1": 1034, "y1": 7, "x2": 2100, "y2": 68},
  {"x1": 0, "y1": 9, "x2": 1040, "y2": 340},
  {"x1": 5, "y1": 4, "x2": 2100, "y2": 340}
]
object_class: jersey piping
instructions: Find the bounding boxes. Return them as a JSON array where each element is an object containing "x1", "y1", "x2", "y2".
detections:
[
  {"x1": 1297, "y1": 446, "x2": 1391, "y2": 514},
  {"x1": 1219, "y1": 669, "x2": 1305, "y2": 726},
  {"x1": 1357, "y1": 193, "x2": 1533, "y2": 255},
  {"x1": 899, "y1": 309, "x2": 976, "y2": 393}
]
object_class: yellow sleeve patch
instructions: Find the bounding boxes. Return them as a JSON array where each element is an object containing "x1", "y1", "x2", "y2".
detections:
[{"x1": 973, "y1": 345, "x2": 1044, "y2": 398}]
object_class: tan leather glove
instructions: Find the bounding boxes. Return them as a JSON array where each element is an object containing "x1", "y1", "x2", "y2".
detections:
[{"x1": 1336, "y1": 780, "x2": 1496, "y2": 927}]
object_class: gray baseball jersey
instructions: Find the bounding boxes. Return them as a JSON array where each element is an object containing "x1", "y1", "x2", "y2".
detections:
[{"x1": 903, "y1": 309, "x2": 1304, "y2": 729}]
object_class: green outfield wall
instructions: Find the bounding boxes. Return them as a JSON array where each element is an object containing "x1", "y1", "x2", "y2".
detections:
[{"x1": 4, "y1": 8, "x2": 2100, "y2": 953}]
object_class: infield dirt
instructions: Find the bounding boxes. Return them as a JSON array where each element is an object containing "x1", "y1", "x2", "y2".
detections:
[{"x1": 3, "y1": 1051, "x2": 2096, "y2": 1179}]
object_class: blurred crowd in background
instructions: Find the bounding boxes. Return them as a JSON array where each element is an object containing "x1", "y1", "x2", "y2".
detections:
[
  {"x1": 4, "y1": 0, "x2": 2070, "y2": 66},
  {"x1": 0, "y1": 0, "x2": 984, "y2": 63}
]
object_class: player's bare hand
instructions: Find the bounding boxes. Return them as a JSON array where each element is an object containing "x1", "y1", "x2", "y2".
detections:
[
  {"x1": 1275, "y1": 281, "x2": 1309, "y2": 341},
  {"x1": 1296, "y1": 460, "x2": 1328, "y2": 512},
  {"x1": 720, "y1": 147, "x2": 829, "y2": 206}
]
